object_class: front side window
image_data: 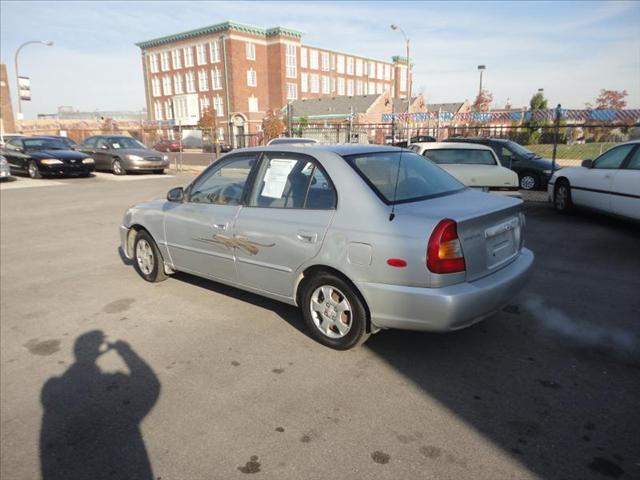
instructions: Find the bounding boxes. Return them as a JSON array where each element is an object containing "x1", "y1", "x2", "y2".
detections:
[
  {"x1": 593, "y1": 144, "x2": 635, "y2": 169},
  {"x1": 423, "y1": 148, "x2": 497, "y2": 165},
  {"x1": 83, "y1": 137, "x2": 97, "y2": 148},
  {"x1": 344, "y1": 151, "x2": 464, "y2": 204},
  {"x1": 625, "y1": 147, "x2": 640, "y2": 170},
  {"x1": 248, "y1": 153, "x2": 336, "y2": 209},
  {"x1": 189, "y1": 155, "x2": 255, "y2": 205}
]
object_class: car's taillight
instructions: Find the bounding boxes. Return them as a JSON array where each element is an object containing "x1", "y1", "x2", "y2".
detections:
[{"x1": 427, "y1": 219, "x2": 466, "y2": 274}]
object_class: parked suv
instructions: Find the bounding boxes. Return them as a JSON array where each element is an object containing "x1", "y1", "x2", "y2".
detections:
[
  {"x1": 446, "y1": 137, "x2": 560, "y2": 190},
  {"x1": 80, "y1": 135, "x2": 169, "y2": 175}
]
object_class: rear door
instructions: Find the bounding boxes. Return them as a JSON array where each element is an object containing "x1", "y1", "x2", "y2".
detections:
[
  {"x1": 610, "y1": 146, "x2": 640, "y2": 220},
  {"x1": 233, "y1": 152, "x2": 337, "y2": 298}
]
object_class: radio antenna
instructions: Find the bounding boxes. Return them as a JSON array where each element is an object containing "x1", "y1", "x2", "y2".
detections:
[{"x1": 389, "y1": 147, "x2": 404, "y2": 221}]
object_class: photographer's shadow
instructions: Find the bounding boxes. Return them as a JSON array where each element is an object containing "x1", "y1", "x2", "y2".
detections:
[{"x1": 40, "y1": 331, "x2": 160, "y2": 480}]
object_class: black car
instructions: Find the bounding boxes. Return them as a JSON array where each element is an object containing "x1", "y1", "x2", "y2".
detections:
[
  {"x1": 202, "y1": 142, "x2": 233, "y2": 153},
  {"x1": 445, "y1": 137, "x2": 560, "y2": 190},
  {"x1": 1, "y1": 136, "x2": 95, "y2": 178},
  {"x1": 44, "y1": 135, "x2": 79, "y2": 150}
]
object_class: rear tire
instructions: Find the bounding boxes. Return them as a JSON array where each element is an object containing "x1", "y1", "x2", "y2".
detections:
[
  {"x1": 28, "y1": 160, "x2": 42, "y2": 179},
  {"x1": 300, "y1": 272, "x2": 370, "y2": 350},
  {"x1": 112, "y1": 158, "x2": 126, "y2": 176},
  {"x1": 554, "y1": 179, "x2": 574, "y2": 214},
  {"x1": 133, "y1": 230, "x2": 168, "y2": 283}
]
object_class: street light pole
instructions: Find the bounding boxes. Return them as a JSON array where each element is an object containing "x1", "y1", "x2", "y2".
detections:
[
  {"x1": 14, "y1": 40, "x2": 54, "y2": 124},
  {"x1": 477, "y1": 64, "x2": 486, "y2": 96},
  {"x1": 391, "y1": 24, "x2": 412, "y2": 143}
]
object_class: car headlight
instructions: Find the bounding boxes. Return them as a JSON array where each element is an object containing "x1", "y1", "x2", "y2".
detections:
[
  {"x1": 543, "y1": 169, "x2": 552, "y2": 175},
  {"x1": 127, "y1": 155, "x2": 143, "y2": 161},
  {"x1": 163, "y1": 155, "x2": 168, "y2": 161},
  {"x1": 40, "y1": 159, "x2": 63, "y2": 165},
  {"x1": 82, "y1": 158, "x2": 95, "y2": 164}
]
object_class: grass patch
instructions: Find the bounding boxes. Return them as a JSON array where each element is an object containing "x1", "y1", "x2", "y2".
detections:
[{"x1": 526, "y1": 143, "x2": 618, "y2": 160}]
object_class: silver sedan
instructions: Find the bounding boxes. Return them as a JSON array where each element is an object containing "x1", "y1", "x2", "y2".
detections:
[{"x1": 120, "y1": 145, "x2": 533, "y2": 349}]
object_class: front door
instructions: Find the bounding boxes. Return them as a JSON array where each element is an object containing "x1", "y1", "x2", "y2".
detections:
[
  {"x1": 233, "y1": 152, "x2": 337, "y2": 298},
  {"x1": 164, "y1": 153, "x2": 257, "y2": 283},
  {"x1": 611, "y1": 146, "x2": 640, "y2": 220}
]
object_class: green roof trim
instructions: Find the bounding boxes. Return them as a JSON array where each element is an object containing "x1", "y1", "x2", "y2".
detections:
[
  {"x1": 136, "y1": 21, "x2": 302, "y2": 48},
  {"x1": 392, "y1": 55, "x2": 411, "y2": 63}
]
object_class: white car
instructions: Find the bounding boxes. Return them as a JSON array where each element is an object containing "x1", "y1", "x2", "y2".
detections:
[
  {"x1": 0, "y1": 155, "x2": 11, "y2": 179},
  {"x1": 548, "y1": 140, "x2": 639, "y2": 221},
  {"x1": 410, "y1": 142, "x2": 520, "y2": 197}
]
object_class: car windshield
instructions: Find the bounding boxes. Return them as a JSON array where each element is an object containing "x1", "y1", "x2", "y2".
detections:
[
  {"x1": 343, "y1": 151, "x2": 465, "y2": 204},
  {"x1": 505, "y1": 141, "x2": 537, "y2": 158},
  {"x1": 23, "y1": 138, "x2": 69, "y2": 150},
  {"x1": 109, "y1": 137, "x2": 146, "y2": 149},
  {"x1": 423, "y1": 148, "x2": 497, "y2": 165}
]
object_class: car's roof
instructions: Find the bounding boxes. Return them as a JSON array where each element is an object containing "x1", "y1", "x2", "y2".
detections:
[
  {"x1": 448, "y1": 137, "x2": 507, "y2": 143},
  {"x1": 413, "y1": 142, "x2": 493, "y2": 151},
  {"x1": 236, "y1": 144, "x2": 405, "y2": 156}
]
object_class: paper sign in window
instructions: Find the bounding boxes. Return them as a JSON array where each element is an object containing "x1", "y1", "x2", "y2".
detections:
[{"x1": 261, "y1": 159, "x2": 298, "y2": 198}]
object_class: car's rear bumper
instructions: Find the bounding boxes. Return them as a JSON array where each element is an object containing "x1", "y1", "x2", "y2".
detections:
[{"x1": 356, "y1": 248, "x2": 534, "y2": 332}]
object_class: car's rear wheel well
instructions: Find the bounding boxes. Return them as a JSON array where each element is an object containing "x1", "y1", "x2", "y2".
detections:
[{"x1": 296, "y1": 265, "x2": 373, "y2": 333}]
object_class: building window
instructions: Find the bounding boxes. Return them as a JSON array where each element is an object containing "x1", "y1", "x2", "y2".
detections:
[
  {"x1": 310, "y1": 74, "x2": 319, "y2": 93},
  {"x1": 185, "y1": 71, "x2": 196, "y2": 93},
  {"x1": 355, "y1": 58, "x2": 363, "y2": 77},
  {"x1": 162, "y1": 76, "x2": 172, "y2": 96},
  {"x1": 248, "y1": 95, "x2": 259, "y2": 112},
  {"x1": 160, "y1": 51, "x2": 170, "y2": 71},
  {"x1": 356, "y1": 80, "x2": 364, "y2": 95},
  {"x1": 285, "y1": 44, "x2": 297, "y2": 78},
  {"x1": 377, "y1": 63, "x2": 384, "y2": 80},
  {"x1": 200, "y1": 96, "x2": 210, "y2": 116},
  {"x1": 346, "y1": 57, "x2": 354, "y2": 75},
  {"x1": 331, "y1": 54, "x2": 336, "y2": 71},
  {"x1": 347, "y1": 79, "x2": 354, "y2": 96},
  {"x1": 321, "y1": 52, "x2": 330, "y2": 72},
  {"x1": 213, "y1": 96, "x2": 224, "y2": 116},
  {"x1": 336, "y1": 55, "x2": 345, "y2": 74},
  {"x1": 246, "y1": 42, "x2": 256, "y2": 60},
  {"x1": 149, "y1": 54, "x2": 159, "y2": 73},
  {"x1": 337, "y1": 77, "x2": 345, "y2": 96},
  {"x1": 309, "y1": 49, "x2": 318, "y2": 70},
  {"x1": 184, "y1": 46, "x2": 194, "y2": 67},
  {"x1": 173, "y1": 73, "x2": 183, "y2": 94},
  {"x1": 399, "y1": 66, "x2": 407, "y2": 91},
  {"x1": 164, "y1": 100, "x2": 172, "y2": 120},
  {"x1": 321, "y1": 75, "x2": 330, "y2": 94},
  {"x1": 198, "y1": 70, "x2": 208, "y2": 91},
  {"x1": 286, "y1": 83, "x2": 297, "y2": 100},
  {"x1": 172, "y1": 49, "x2": 181, "y2": 69},
  {"x1": 368, "y1": 81, "x2": 376, "y2": 94},
  {"x1": 331, "y1": 77, "x2": 335, "y2": 93},
  {"x1": 247, "y1": 69, "x2": 257, "y2": 87},
  {"x1": 154, "y1": 101, "x2": 163, "y2": 120},
  {"x1": 368, "y1": 62, "x2": 375, "y2": 77},
  {"x1": 384, "y1": 64, "x2": 391, "y2": 81},
  {"x1": 300, "y1": 47, "x2": 308, "y2": 68},
  {"x1": 197, "y1": 44, "x2": 207, "y2": 65},
  {"x1": 377, "y1": 83, "x2": 383, "y2": 94},
  {"x1": 151, "y1": 77, "x2": 161, "y2": 97},
  {"x1": 301, "y1": 73, "x2": 308, "y2": 93},
  {"x1": 210, "y1": 40, "x2": 220, "y2": 63},
  {"x1": 211, "y1": 67, "x2": 222, "y2": 90}
]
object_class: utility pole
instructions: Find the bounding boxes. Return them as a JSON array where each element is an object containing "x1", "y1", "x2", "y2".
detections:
[
  {"x1": 210, "y1": 94, "x2": 220, "y2": 161},
  {"x1": 551, "y1": 104, "x2": 561, "y2": 175},
  {"x1": 477, "y1": 65, "x2": 486, "y2": 96},
  {"x1": 14, "y1": 40, "x2": 53, "y2": 128}
]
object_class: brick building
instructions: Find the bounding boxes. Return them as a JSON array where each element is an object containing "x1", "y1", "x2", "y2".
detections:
[{"x1": 136, "y1": 21, "x2": 411, "y2": 146}]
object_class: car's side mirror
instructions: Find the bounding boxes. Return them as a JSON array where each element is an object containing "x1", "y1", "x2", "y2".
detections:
[
  {"x1": 581, "y1": 159, "x2": 593, "y2": 168},
  {"x1": 167, "y1": 187, "x2": 184, "y2": 202}
]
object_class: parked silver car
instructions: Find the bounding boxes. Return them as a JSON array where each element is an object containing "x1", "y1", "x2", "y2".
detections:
[
  {"x1": 0, "y1": 155, "x2": 11, "y2": 179},
  {"x1": 120, "y1": 145, "x2": 534, "y2": 349},
  {"x1": 80, "y1": 135, "x2": 170, "y2": 175}
]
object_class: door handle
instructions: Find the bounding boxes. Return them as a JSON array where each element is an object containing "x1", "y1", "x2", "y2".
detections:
[
  {"x1": 213, "y1": 223, "x2": 227, "y2": 230},
  {"x1": 296, "y1": 231, "x2": 317, "y2": 243}
]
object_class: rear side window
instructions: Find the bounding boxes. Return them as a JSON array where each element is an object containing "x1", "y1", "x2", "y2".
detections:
[
  {"x1": 248, "y1": 153, "x2": 336, "y2": 210},
  {"x1": 344, "y1": 151, "x2": 464, "y2": 204},
  {"x1": 423, "y1": 148, "x2": 497, "y2": 165}
]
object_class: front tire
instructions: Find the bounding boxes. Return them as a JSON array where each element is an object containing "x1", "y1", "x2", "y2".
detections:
[
  {"x1": 554, "y1": 179, "x2": 574, "y2": 214},
  {"x1": 112, "y1": 159, "x2": 126, "y2": 176},
  {"x1": 300, "y1": 273, "x2": 369, "y2": 350},
  {"x1": 519, "y1": 172, "x2": 539, "y2": 191},
  {"x1": 28, "y1": 160, "x2": 42, "y2": 179},
  {"x1": 153, "y1": 169, "x2": 165, "y2": 175},
  {"x1": 133, "y1": 230, "x2": 168, "y2": 282}
]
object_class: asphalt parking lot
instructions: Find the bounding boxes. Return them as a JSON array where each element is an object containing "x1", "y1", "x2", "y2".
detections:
[{"x1": 1, "y1": 173, "x2": 639, "y2": 480}]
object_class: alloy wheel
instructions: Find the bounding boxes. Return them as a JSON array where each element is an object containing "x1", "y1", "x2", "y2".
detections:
[
  {"x1": 135, "y1": 239, "x2": 154, "y2": 275},
  {"x1": 520, "y1": 175, "x2": 536, "y2": 190},
  {"x1": 310, "y1": 285, "x2": 353, "y2": 339}
]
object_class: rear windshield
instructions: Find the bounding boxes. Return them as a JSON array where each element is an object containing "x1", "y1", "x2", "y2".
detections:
[
  {"x1": 343, "y1": 151, "x2": 464, "y2": 204},
  {"x1": 423, "y1": 148, "x2": 497, "y2": 165}
]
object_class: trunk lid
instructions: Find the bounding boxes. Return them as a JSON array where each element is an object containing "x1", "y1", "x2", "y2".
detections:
[{"x1": 395, "y1": 189, "x2": 524, "y2": 282}]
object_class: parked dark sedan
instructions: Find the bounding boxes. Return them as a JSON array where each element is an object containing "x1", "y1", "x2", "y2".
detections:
[
  {"x1": 153, "y1": 139, "x2": 183, "y2": 152},
  {"x1": 1, "y1": 137, "x2": 95, "y2": 178},
  {"x1": 45, "y1": 135, "x2": 79, "y2": 150},
  {"x1": 202, "y1": 142, "x2": 233, "y2": 153},
  {"x1": 445, "y1": 137, "x2": 561, "y2": 190}
]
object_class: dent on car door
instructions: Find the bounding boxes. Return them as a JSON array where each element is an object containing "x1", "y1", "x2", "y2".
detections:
[
  {"x1": 233, "y1": 152, "x2": 337, "y2": 298},
  {"x1": 573, "y1": 144, "x2": 635, "y2": 211},
  {"x1": 610, "y1": 146, "x2": 640, "y2": 220},
  {"x1": 163, "y1": 153, "x2": 258, "y2": 282}
]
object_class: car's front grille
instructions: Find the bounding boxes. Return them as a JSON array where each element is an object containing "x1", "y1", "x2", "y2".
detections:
[{"x1": 146, "y1": 156, "x2": 163, "y2": 162}]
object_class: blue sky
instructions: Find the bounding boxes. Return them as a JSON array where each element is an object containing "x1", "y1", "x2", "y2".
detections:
[{"x1": 1, "y1": 0, "x2": 638, "y2": 118}]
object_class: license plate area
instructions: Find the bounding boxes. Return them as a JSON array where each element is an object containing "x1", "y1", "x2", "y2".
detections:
[{"x1": 485, "y1": 217, "x2": 520, "y2": 269}]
